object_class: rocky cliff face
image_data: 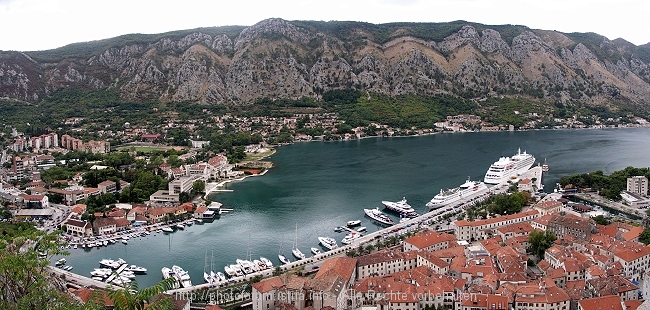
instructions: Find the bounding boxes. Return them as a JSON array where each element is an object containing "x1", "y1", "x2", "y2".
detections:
[{"x1": 1, "y1": 18, "x2": 650, "y2": 109}]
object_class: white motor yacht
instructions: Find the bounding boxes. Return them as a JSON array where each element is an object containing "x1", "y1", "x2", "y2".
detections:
[
  {"x1": 260, "y1": 257, "x2": 273, "y2": 268},
  {"x1": 171, "y1": 265, "x2": 192, "y2": 288},
  {"x1": 318, "y1": 237, "x2": 338, "y2": 250}
]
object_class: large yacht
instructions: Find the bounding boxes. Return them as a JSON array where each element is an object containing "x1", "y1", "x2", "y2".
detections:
[
  {"x1": 381, "y1": 197, "x2": 417, "y2": 216},
  {"x1": 364, "y1": 208, "x2": 395, "y2": 226},
  {"x1": 484, "y1": 148, "x2": 536, "y2": 184},
  {"x1": 318, "y1": 236, "x2": 338, "y2": 250},
  {"x1": 171, "y1": 265, "x2": 192, "y2": 288},
  {"x1": 426, "y1": 177, "x2": 489, "y2": 209},
  {"x1": 341, "y1": 231, "x2": 363, "y2": 245}
]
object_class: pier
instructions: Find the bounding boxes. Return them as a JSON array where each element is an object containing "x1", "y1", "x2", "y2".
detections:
[
  {"x1": 104, "y1": 263, "x2": 128, "y2": 286},
  {"x1": 47, "y1": 266, "x2": 114, "y2": 290}
]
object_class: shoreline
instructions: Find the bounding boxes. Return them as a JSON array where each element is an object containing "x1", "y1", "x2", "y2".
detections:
[
  {"x1": 203, "y1": 148, "x2": 275, "y2": 199},
  {"x1": 205, "y1": 125, "x2": 650, "y2": 198}
]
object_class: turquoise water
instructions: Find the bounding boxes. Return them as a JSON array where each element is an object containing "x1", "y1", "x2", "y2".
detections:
[{"x1": 58, "y1": 128, "x2": 650, "y2": 288}]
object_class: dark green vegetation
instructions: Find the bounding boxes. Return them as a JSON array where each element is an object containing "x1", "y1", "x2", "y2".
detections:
[
  {"x1": 527, "y1": 230, "x2": 557, "y2": 258},
  {"x1": 0, "y1": 221, "x2": 179, "y2": 309},
  {"x1": 559, "y1": 166, "x2": 650, "y2": 200},
  {"x1": 460, "y1": 192, "x2": 528, "y2": 222},
  {"x1": 0, "y1": 222, "x2": 81, "y2": 309}
]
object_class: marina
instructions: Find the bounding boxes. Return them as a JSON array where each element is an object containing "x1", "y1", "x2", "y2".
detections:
[{"x1": 51, "y1": 128, "x2": 650, "y2": 290}]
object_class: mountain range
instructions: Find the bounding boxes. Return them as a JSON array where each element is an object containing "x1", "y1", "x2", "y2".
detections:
[{"x1": 1, "y1": 18, "x2": 650, "y2": 111}]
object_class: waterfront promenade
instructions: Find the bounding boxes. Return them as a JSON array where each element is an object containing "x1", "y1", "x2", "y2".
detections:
[{"x1": 47, "y1": 266, "x2": 113, "y2": 290}]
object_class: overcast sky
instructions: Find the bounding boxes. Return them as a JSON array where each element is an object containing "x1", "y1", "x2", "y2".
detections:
[{"x1": 1, "y1": 0, "x2": 648, "y2": 51}]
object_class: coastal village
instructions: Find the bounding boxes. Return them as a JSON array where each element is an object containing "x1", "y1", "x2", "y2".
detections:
[{"x1": 2, "y1": 116, "x2": 650, "y2": 310}]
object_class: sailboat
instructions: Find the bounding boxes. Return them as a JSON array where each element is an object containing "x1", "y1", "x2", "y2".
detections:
[
  {"x1": 278, "y1": 240, "x2": 291, "y2": 265},
  {"x1": 292, "y1": 223, "x2": 306, "y2": 260},
  {"x1": 542, "y1": 158, "x2": 549, "y2": 172},
  {"x1": 203, "y1": 248, "x2": 211, "y2": 283},
  {"x1": 209, "y1": 248, "x2": 219, "y2": 283}
]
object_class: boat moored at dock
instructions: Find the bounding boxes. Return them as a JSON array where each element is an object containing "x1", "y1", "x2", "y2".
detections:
[
  {"x1": 426, "y1": 177, "x2": 489, "y2": 209},
  {"x1": 318, "y1": 236, "x2": 338, "y2": 250},
  {"x1": 484, "y1": 148, "x2": 535, "y2": 184},
  {"x1": 363, "y1": 208, "x2": 395, "y2": 226},
  {"x1": 381, "y1": 197, "x2": 417, "y2": 216}
]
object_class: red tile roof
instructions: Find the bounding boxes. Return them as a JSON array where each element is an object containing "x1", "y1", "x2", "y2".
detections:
[
  {"x1": 455, "y1": 210, "x2": 539, "y2": 227},
  {"x1": 404, "y1": 230, "x2": 456, "y2": 249},
  {"x1": 315, "y1": 257, "x2": 357, "y2": 281},
  {"x1": 578, "y1": 295, "x2": 624, "y2": 310},
  {"x1": 252, "y1": 276, "x2": 285, "y2": 293}
]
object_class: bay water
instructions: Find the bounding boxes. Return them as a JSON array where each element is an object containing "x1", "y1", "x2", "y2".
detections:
[{"x1": 60, "y1": 128, "x2": 650, "y2": 288}]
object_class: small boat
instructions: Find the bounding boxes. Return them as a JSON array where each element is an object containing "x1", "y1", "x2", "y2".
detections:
[
  {"x1": 185, "y1": 219, "x2": 193, "y2": 226},
  {"x1": 103, "y1": 240, "x2": 108, "y2": 246},
  {"x1": 357, "y1": 227, "x2": 367, "y2": 232},
  {"x1": 63, "y1": 265, "x2": 73, "y2": 271},
  {"x1": 341, "y1": 231, "x2": 363, "y2": 245},
  {"x1": 91, "y1": 276, "x2": 104, "y2": 281},
  {"x1": 260, "y1": 257, "x2": 273, "y2": 269},
  {"x1": 73, "y1": 244, "x2": 78, "y2": 249},
  {"x1": 334, "y1": 226, "x2": 343, "y2": 232},
  {"x1": 347, "y1": 220, "x2": 361, "y2": 227},
  {"x1": 122, "y1": 240, "x2": 128, "y2": 245},
  {"x1": 311, "y1": 247, "x2": 321, "y2": 255},
  {"x1": 55, "y1": 258, "x2": 67, "y2": 266},
  {"x1": 254, "y1": 259, "x2": 266, "y2": 270},
  {"x1": 224, "y1": 265, "x2": 236, "y2": 278},
  {"x1": 162, "y1": 227, "x2": 174, "y2": 233},
  {"x1": 216, "y1": 271, "x2": 227, "y2": 282},
  {"x1": 126, "y1": 265, "x2": 147, "y2": 274},
  {"x1": 278, "y1": 254, "x2": 291, "y2": 265},
  {"x1": 292, "y1": 223, "x2": 305, "y2": 260},
  {"x1": 176, "y1": 223, "x2": 185, "y2": 230}
]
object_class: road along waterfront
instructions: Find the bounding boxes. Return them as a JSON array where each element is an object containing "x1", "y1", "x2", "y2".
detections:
[{"x1": 54, "y1": 127, "x2": 650, "y2": 289}]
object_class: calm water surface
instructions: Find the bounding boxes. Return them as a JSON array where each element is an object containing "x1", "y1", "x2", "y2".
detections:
[{"x1": 59, "y1": 128, "x2": 650, "y2": 288}]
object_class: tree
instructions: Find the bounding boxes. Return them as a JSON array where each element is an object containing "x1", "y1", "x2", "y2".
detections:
[
  {"x1": 640, "y1": 227, "x2": 650, "y2": 245},
  {"x1": 0, "y1": 223, "x2": 85, "y2": 309},
  {"x1": 106, "y1": 277, "x2": 177, "y2": 310},
  {"x1": 528, "y1": 230, "x2": 557, "y2": 258},
  {"x1": 191, "y1": 180, "x2": 205, "y2": 197},
  {"x1": 593, "y1": 215, "x2": 610, "y2": 225}
]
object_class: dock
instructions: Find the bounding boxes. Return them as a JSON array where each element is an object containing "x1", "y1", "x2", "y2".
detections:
[{"x1": 104, "y1": 263, "x2": 128, "y2": 286}]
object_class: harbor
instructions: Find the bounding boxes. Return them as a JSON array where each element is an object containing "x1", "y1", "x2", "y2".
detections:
[{"x1": 51, "y1": 128, "x2": 650, "y2": 290}]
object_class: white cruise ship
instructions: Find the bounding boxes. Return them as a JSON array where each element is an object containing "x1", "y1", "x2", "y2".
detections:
[
  {"x1": 426, "y1": 177, "x2": 489, "y2": 209},
  {"x1": 484, "y1": 148, "x2": 536, "y2": 184}
]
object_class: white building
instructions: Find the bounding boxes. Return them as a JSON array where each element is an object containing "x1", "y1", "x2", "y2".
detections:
[{"x1": 627, "y1": 176, "x2": 648, "y2": 196}]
